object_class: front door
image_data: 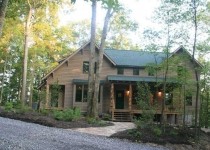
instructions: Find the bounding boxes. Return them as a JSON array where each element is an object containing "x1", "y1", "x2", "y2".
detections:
[{"x1": 115, "y1": 90, "x2": 124, "y2": 109}]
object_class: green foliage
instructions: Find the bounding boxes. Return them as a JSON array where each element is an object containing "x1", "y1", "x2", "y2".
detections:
[
  {"x1": 152, "y1": 127, "x2": 162, "y2": 137},
  {"x1": 101, "y1": 113, "x2": 111, "y2": 121},
  {"x1": 86, "y1": 117, "x2": 107, "y2": 126},
  {"x1": 53, "y1": 108, "x2": 81, "y2": 121},
  {"x1": 16, "y1": 106, "x2": 31, "y2": 114},
  {"x1": 39, "y1": 109, "x2": 50, "y2": 116},
  {"x1": 4, "y1": 101, "x2": 13, "y2": 111},
  {"x1": 134, "y1": 82, "x2": 155, "y2": 129}
]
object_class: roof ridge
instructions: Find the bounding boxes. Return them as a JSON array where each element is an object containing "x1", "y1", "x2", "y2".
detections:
[{"x1": 105, "y1": 49, "x2": 165, "y2": 53}]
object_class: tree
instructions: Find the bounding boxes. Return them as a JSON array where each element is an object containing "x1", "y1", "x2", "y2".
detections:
[
  {"x1": 21, "y1": 0, "x2": 33, "y2": 106},
  {"x1": 71, "y1": 0, "x2": 120, "y2": 118},
  {"x1": 0, "y1": 0, "x2": 9, "y2": 37}
]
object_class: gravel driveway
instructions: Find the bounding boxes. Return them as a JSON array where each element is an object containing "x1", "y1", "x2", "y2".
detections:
[{"x1": 0, "y1": 117, "x2": 168, "y2": 150}]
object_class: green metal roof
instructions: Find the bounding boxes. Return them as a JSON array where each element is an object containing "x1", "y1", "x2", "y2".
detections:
[
  {"x1": 104, "y1": 49, "x2": 167, "y2": 67},
  {"x1": 107, "y1": 75, "x2": 177, "y2": 83}
]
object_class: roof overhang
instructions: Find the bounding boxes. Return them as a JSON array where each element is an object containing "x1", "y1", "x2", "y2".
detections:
[
  {"x1": 107, "y1": 75, "x2": 177, "y2": 83},
  {"x1": 72, "y1": 79, "x2": 106, "y2": 84}
]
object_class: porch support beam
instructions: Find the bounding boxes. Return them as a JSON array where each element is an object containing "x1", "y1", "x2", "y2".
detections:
[
  {"x1": 128, "y1": 83, "x2": 132, "y2": 111},
  {"x1": 45, "y1": 82, "x2": 49, "y2": 108},
  {"x1": 110, "y1": 83, "x2": 115, "y2": 119}
]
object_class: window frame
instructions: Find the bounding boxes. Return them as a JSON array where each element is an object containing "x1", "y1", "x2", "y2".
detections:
[
  {"x1": 186, "y1": 95, "x2": 192, "y2": 106},
  {"x1": 133, "y1": 68, "x2": 139, "y2": 75},
  {"x1": 117, "y1": 68, "x2": 124, "y2": 75},
  {"x1": 83, "y1": 61, "x2": 89, "y2": 74}
]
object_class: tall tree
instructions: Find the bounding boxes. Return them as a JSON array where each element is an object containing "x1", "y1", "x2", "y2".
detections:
[
  {"x1": 21, "y1": 0, "x2": 33, "y2": 106},
  {"x1": 0, "y1": 0, "x2": 9, "y2": 37}
]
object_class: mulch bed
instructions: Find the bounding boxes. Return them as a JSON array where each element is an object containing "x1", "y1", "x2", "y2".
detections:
[{"x1": 0, "y1": 109, "x2": 113, "y2": 129}]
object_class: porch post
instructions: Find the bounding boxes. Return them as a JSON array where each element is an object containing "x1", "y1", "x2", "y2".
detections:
[
  {"x1": 110, "y1": 83, "x2": 115, "y2": 119},
  {"x1": 129, "y1": 83, "x2": 132, "y2": 111},
  {"x1": 45, "y1": 82, "x2": 49, "y2": 108}
]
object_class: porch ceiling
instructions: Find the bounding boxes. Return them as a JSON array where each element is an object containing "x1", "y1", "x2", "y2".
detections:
[{"x1": 107, "y1": 75, "x2": 177, "y2": 83}]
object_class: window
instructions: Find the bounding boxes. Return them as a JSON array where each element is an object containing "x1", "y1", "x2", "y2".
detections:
[
  {"x1": 117, "y1": 68, "x2": 124, "y2": 75},
  {"x1": 148, "y1": 69, "x2": 155, "y2": 76},
  {"x1": 76, "y1": 85, "x2": 88, "y2": 102},
  {"x1": 83, "y1": 61, "x2": 89, "y2": 74},
  {"x1": 165, "y1": 93, "x2": 173, "y2": 105},
  {"x1": 186, "y1": 95, "x2": 192, "y2": 106},
  {"x1": 177, "y1": 66, "x2": 186, "y2": 78},
  {"x1": 76, "y1": 85, "x2": 83, "y2": 102},
  {"x1": 75, "y1": 84, "x2": 101, "y2": 103},
  {"x1": 133, "y1": 69, "x2": 139, "y2": 75}
]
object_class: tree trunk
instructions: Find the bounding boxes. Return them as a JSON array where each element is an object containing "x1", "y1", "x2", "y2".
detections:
[
  {"x1": 0, "y1": 56, "x2": 7, "y2": 104},
  {"x1": 21, "y1": 0, "x2": 32, "y2": 106},
  {"x1": 161, "y1": 14, "x2": 170, "y2": 128},
  {"x1": 0, "y1": 0, "x2": 9, "y2": 37},
  {"x1": 192, "y1": 0, "x2": 200, "y2": 139},
  {"x1": 93, "y1": 7, "x2": 113, "y2": 117},
  {"x1": 87, "y1": 0, "x2": 97, "y2": 117}
]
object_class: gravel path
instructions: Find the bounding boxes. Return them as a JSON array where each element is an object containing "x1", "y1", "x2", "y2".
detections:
[{"x1": 0, "y1": 117, "x2": 168, "y2": 150}]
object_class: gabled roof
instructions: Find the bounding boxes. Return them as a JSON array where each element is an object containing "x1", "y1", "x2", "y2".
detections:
[
  {"x1": 41, "y1": 41, "x2": 98, "y2": 81},
  {"x1": 104, "y1": 49, "x2": 166, "y2": 67},
  {"x1": 169, "y1": 46, "x2": 203, "y2": 68}
]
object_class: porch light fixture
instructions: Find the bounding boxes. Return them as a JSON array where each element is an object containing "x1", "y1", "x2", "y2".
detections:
[
  {"x1": 126, "y1": 90, "x2": 130, "y2": 96},
  {"x1": 158, "y1": 91, "x2": 162, "y2": 97}
]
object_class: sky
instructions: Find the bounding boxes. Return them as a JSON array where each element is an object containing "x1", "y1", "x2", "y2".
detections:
[{"x1": 60, "y1": 0, "x2": 160, "y2": 30}]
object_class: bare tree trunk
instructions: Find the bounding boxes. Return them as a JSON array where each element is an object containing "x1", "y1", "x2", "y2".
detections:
[
  {"x1": 0, "y1": 0, "x2": 9, "y2": 37},
  {"x1": 192, "y1": 0, "x2": 200, "y2": 139},
  {"x1": 0, "y1": 56, "x2": 7, "y2": 104},
  {"x1": 21, "y1": 0, "x2": 32, "y2": 106},
  {"x1": 93, "y1": 7, "x2": 113, "y2": 118},
  {"x1": 87, "y1": 0, "x2": 97, "y2": 117},
  {"x1": 161, "y1": 13, "x2": 170, "y2": 128}
]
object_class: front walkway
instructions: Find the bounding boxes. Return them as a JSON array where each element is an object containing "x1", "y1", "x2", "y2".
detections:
[{"x1": 71, "y1": 122, "x2": 136, "y2": 137}]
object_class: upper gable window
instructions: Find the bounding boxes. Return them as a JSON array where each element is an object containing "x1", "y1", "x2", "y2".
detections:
[
  {"x1": 83, "y1": 61, "x2": 89, "y2": 74},
  {"x1": 177, "y1": 66, "x2": 186, "y2": 78},
  {"x1": 186, "y1": 95, "x2": 192, "y2": 106},
  {"x1": 117, "y1": 68, "x2": 124, "y2": 75},
  {"x1": 133, "y1": 69, "x2": 139, "y2": 75}
]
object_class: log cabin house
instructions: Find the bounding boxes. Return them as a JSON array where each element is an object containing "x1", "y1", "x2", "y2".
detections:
[{"x1": 39, "y1": 42, "x2": 202, "y2": 124}]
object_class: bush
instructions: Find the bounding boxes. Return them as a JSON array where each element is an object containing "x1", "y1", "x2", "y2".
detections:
[
  {"x1": 102, "y1": 113, "x2": 111, "y2": 121},
  {"x1": 152, "y1": 127, "x2": 162, "y2": 136},
  {"x1": 86, "y1": 117, "x2": 107, "y2": 126},
  {"x1": 4, "y1": 101, "x2": 13, "y2": 111},
  {"x1": 39, "y1": 109, "x2": 50, "y2": 116},
  {"x1": 53, "y1": 108, "x2": 81, "y2": 121}
]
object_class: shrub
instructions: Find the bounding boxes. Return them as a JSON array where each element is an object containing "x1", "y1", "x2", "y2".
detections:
[
  {"x1": 152, "y1": 127, "x2": 162, "y2": 137},
  {"x1": 86, "y1": 117, "x2": 106, "y2": 126},
  {"x1": 53, "y1": 108, "x2": 81, "y2": 121},
  {"x1": 39, "y1": 109, "x2": 50, "y2": 116},
  {"x1": 4, "y1": 101, "x2": 13, "y2": 111},
  {"x1": 102, "y1": 113, "x2": 111, "y2": 121}
]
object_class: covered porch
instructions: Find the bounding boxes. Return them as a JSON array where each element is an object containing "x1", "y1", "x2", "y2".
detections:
[{"x1": 108, "y1": 75, "x2": 182, "y2": 123}]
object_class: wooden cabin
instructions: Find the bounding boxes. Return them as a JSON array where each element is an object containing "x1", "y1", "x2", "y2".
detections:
[{"x1": 39, "y1": 42, "x2": 202, "y2": 124}]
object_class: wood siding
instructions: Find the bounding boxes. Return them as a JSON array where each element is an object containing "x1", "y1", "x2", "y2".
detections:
[{"x1": 44, "y1": 44, "x2": 200, "y2": 116}]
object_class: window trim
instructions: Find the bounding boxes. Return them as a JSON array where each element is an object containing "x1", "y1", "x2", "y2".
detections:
[
  {"x1": 117, "y1": 68, "x2": 124, "y2": 75},
  {"x1": 133, "y1": 68, "x2": 139, "y2": 75},
  {"x1": 83, "y1": 61, "x2": 89, "y2": 74}
]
